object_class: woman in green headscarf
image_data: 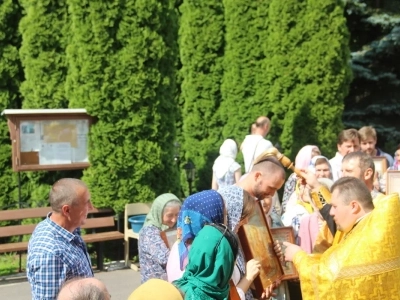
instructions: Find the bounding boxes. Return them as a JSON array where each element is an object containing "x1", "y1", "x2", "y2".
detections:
[
  {"x1": 139, "y1": 193, "x2": 181, "y2": 283},
  {"x1": 173, "y1": 223, "x2": 239, "y2": 300}
]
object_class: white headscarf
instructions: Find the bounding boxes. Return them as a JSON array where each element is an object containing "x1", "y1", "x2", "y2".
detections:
[
  {"x1": 308, "y1": 155, "x2": 333, "y2": 179},
  {"x1": 212, "y1": 139, "x2": 238, "y2": 179}
]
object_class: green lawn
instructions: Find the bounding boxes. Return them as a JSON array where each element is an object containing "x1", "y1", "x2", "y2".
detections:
[{"x1": 0, "y1": 253, "x2": 26, "y2": 276}]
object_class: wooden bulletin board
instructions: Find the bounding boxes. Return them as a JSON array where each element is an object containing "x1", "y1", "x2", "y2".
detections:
[{"x1": 2, "y1": 109, "x2": 93, "y2": 171}]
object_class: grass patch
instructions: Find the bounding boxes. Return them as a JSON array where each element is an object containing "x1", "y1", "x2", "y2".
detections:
[{"x1": 0, "y1": 253, "x2": 26, "y2": 276}]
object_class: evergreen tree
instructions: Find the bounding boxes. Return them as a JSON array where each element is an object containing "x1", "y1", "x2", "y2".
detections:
[
  {"x1": 343, "y1": 0, "x2": 400, "y2": 153},
  {"x1": 66, "y1": 0, "x2": 180, "y2": 212},
  {"x1": 259, "y1": 0, "x2": 352, "y2": 158},
  {"x1": 221, "y1": 0, "x2": 271, "y2": 142},
  {"x1": 19, "y1": 0, "x2": 69, "y2": 108},
  {"x1": 179, "y1": 0, "x2": 225, "y2": 191},
  {"x1": 0, "y1": 0, "x2": 23, "y2": 210},
  {"x1": 18, "y1": 0, "x2": 78, "y2": 207}
]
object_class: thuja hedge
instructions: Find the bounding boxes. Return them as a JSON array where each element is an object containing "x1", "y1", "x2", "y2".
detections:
[
  {"x1": 179, "y1": 0, "x2": 225, "y2": 192},
  {"x1": 19, "y1": 0, "x2": 69, "y2": 108},
  {"x1": 18, "y1": 0, "x2": 79, "y2": 208},
  {"x1": 66, "y1": 0, "x2": 180, "y2": 212},
  {"x1": 0, "y1": 0, "x2": 22, "y2": 210},
  {"x1": 259, "y1": 0, "x2": 352, "y2": 158},
  {"x1": 220, "y1": 0, "x2": 271, "y2": 142}
]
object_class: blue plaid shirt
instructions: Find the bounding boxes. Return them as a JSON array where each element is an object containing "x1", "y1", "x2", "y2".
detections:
[{"x1": 27, "y1": 213, "x2": 93, "y2": 299}]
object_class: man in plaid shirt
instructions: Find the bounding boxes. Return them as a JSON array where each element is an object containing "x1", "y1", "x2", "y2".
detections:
[{"x1": 27, "y1": 178, "x2": 94, "y2": 299}]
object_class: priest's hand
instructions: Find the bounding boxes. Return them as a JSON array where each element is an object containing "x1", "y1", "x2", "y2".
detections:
[
  {"x1": 273, "y1": 240, "x2": 285, "y2": 262},
  {"x1": 260, "y1": 283, "x2": 277, "y2": 299},
  {"x1": 299, "y1": 169, "x2": 320, "y2": 191},
  {"x1": 282, "y1": 241, "x2": 302, "y2": 262}
]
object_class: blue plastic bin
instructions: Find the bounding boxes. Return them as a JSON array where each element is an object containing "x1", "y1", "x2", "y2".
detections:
[{"x1": 128, "y1": 215, "x2": 147, "y2": 233}]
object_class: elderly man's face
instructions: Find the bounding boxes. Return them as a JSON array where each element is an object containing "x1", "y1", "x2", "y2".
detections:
[
  {"x1": 341, "y1": 158, "x2": 363, "y2": 180},
  {"x1": 69, "y1": 187, "x2": 93, "y2": 229}
]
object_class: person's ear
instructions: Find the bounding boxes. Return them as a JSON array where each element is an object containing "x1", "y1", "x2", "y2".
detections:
[
  {"x1": 254, "y1": 171, "x2": 262, "y2": 182},
  {"x1": 61, "y1": 205, "x2": 70, "y2": 217},
  {"x1": 350, "y1": 200, "x2": 361, "y2": 214},
  {"x1": 364, "y1": 167, "x2": 374, "y2": 181}
]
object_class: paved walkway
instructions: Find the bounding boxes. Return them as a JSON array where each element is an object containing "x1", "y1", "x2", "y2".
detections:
[{"x1": 0, "y1": 268, "x2": 141, "y2": 300}]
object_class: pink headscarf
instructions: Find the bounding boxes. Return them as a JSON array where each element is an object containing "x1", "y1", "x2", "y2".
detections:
[{"x1": 295, "y1": 145, "x2": 319, "y2": 170}]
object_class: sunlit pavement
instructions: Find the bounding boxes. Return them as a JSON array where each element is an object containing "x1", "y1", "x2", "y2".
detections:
[{"x1": 0, "y1": 268, "x2": 141, "y2": 300}]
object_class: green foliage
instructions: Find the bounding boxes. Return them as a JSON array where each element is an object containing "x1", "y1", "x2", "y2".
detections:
[
  {"x1": 259, "y1": 0, "x2": 352, "y2": 158},
  {"x1": 66, "y1": 0, "x2": 180, "y2": 212},
  {"x1": 344, "y1": 0, "x2": 400, "y2": 154},
  {"x1": 18, "y1": 0, "x2": 81, "y2": 208},
  {"x1": 19, "y1": 0, "x2": 69, "y2": 108},
  {"x1": 0, "y1": 0, "x2": 22, "y2": 210},
  {"x1": 179, "y1": 0, "x2": 225, "y2": 191},
  {"x1": 221, "y1": 0, "x2": 271, "y2": 142}
]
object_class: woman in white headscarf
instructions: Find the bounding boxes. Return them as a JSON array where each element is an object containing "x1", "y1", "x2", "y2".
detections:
[{"x1": 211, "y1": 139, "x2": 241, "y2": 190}]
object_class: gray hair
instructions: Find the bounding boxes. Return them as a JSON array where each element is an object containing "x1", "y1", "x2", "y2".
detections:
[
  {"x1": 162, "y1": 199, "x2": 182, "y2": 214},
  {"x1": 57, "y1": 278, "x2": 109, "y2": 300},
  {"x1": 342, "y1": 152, "x2": 375, "y2": 175},
  {"x1": 49, "y1": 178, "x2": 88, "y2": 212},
  {"x1": 67, "y1": 284, "x2": 107, "y2": 300}
]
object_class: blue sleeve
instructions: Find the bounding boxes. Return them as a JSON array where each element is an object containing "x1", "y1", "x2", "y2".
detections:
[{"x1": 27, "y1": 253, "x2": 68, "y2": 300}]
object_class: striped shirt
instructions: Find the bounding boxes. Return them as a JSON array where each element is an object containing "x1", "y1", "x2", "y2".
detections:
[{"x1": 27, "y1": 213, "x2": 93, "y2": 300}]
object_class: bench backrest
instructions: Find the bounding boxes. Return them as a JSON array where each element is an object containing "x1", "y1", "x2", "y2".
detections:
[
  {"x1": 0, "y1": 207, "x2": 113, "y2": 222},
  {"x1": 0, "y1": 208, "x2": 116, "y2": 239}
]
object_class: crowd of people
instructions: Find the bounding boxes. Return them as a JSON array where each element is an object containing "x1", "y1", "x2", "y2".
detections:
[{"x1": 25, "y1": 116, "x2": 400, "y2": 299}]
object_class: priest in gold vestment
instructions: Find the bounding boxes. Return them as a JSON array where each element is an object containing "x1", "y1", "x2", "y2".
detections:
[{"x1": 282, "y1": 177, "x2": 400, "y2": 300}]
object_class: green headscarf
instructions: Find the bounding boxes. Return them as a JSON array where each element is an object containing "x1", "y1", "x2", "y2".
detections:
[
  {"x1": 143, "y1": 193, "x2": 181, "y2": 230},
  {"x1": 173, "y1": 225, "x2": 236, "y2": 300}
]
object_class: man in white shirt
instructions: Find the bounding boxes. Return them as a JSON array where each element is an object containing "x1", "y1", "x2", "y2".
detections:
[
  {"x1": 241, "y1": 116, "x2": 273, "y2": 173},
  {"x1": 329, "y1": 128, "x2": 360, "y2": 181}
]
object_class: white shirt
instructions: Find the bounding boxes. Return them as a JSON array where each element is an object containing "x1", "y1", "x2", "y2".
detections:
[
  {"x1": 329, "y1": 152, "x2": 343, "y2": 182},
  {"x1": 241, "y1": 134, "x2": 273, "y2": 173}
]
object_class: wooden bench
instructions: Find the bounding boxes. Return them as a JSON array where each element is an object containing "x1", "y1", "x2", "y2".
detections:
[{"x1": 0, "y1": 207, "x2": 124, "y2": 270}]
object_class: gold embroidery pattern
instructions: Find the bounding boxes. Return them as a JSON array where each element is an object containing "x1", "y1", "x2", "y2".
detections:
[{"x1": 337, "y1": 256, "x2": 400, "y2": 279}]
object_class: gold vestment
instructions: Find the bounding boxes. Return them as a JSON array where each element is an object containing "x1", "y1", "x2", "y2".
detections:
[{"x1": 293, "y1": 193, "x2": 400, "y2": 300}]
